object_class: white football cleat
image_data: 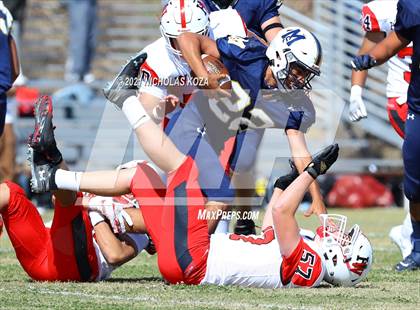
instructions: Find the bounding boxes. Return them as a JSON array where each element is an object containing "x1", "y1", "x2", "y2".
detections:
[{"x1": 389, "y1": 225, "x2": 412, "y2": 259}]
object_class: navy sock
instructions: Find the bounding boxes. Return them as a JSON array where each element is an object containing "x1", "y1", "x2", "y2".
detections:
[{"x1": 411, "y1": 219, "x2": 420, "y2": 263}]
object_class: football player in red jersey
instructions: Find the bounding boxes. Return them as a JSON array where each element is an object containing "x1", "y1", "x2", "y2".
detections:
[
  {"x1": 30, "y1": 91, "x2": 373, "y2": 287},
  {"x1": 0, "y1": 97, "x2": 152, "y2": 282}
]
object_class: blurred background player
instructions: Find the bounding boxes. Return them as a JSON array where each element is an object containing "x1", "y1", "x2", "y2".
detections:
[
  {"x1": 349, "y1": 0, "x2": 413, "y2": 260},
  {"x1": 0, "y1": 101, "x2": 16, "y2": 182},
  {"x1": 3, "y1": 0, "x2": 27, "y2": 86},
  {"x1": 64, "y1": 0, "x2": 98, "y2": 83},
  {"x1": 352, "y1": 0, "x2": 420, "y2": 271},
  {"x1": 0, "y1": 0, "x2": 19, "y2": 136}
]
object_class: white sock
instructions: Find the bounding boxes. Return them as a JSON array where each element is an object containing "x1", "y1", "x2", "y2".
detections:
[
  {"x1": 122, "y1": 96, "x2": 151, "y2": 129},
  {"x1": 402, "y1": 213, "x2": 413, "y2": 239},
  {"x1": 215, "y1": 219, "x2": 230, "y2": 234},
  {"x1": 55, "y1": 169, "x2": 82, "y2": 192}
]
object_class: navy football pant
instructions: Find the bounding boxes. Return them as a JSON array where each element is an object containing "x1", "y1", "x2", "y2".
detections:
[
  {"x1": 0, "y1": 100, "x2": 6, "y2": 136},
  {"x1": 403, "y1": 108, "x2": 420, "y2": 202}
]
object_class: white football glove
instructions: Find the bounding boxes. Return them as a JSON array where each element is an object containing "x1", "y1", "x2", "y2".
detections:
[
  {"x1": 349, "y1": 85, "x2": 368, "y2": 122},
  {"x1": 87, "y1": 196, "x2": 134, "y2": 234}
]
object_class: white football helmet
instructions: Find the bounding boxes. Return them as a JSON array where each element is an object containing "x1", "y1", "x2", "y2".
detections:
[
  {"x1": 266, "y1": 27, "x2": 322, "y2": 90},
  {"x1": 160, "y1": 0, "x2": 210, "y2": 55},
  {"x1": 316, "y1": 214, "x2": 373, "y2": 287}
]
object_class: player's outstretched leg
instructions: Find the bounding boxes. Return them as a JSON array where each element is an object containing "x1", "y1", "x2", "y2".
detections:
[
  {"x1": 29, "y1": 95, "x2": 63, "y2": 165},
  {"x1": 103, "y1": 52, "x2": 147, "y2": 109}
]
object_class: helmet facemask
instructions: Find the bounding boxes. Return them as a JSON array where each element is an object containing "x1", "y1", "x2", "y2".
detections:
[
  {"x1": 317, "y1": 214, "x2": 372, "y2": 287},
  {"x1": 212, "y1": 0, "x2": 237, "y2": 9},
  {"x1": 276, "y1": 50, "x2": 320, "y2": 91}
]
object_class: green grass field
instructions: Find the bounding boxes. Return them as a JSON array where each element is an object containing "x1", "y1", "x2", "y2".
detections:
[{"x1": 0, "y1": 208, "x2": 419, "y2": 309}]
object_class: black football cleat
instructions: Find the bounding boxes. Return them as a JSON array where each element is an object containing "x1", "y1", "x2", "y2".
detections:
[
  {"x1": 103, "y1": 52, "x2": 148, "y2": 109},
  {"x1": 234, "y1": 219, "x2": 256, "y2": 236},
  {"x1": 28, "y1": 147, "x2": 58, "y2": 194},
  {"x1": 395, "y1": 254, "x2": 420, "y2": 272},
  {"x1": 29, "y1": 96, "x2": 63, "y2": 165}
]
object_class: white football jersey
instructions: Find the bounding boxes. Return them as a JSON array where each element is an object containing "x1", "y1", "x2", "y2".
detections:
[
  {"x1": 138, "y1": 9, "x2": 248, "y2": 105},
  {"x1": 201, "y1": 227, "x2": 325, "y2": 288},
  {"x1": 362, "y1": 0, "x2": 413, "y2": 99}
]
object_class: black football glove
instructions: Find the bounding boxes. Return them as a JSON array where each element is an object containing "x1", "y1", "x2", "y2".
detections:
[
  {"x1": 304, "y1": 144, "x2": 339, "y2": 179},
  {"x1": 351, "y1": 54, "x2": 377, "y2": 71},
  {"x1": 274, "y1": 160, "x2": 299, "y2": 191}
]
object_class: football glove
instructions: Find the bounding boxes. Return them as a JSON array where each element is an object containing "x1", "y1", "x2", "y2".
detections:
[
  {"x1": 274, "y1": 160, "x2": 299, "y2": 191},
  {"x1": 87, "y1": 198, "x2": 134, "y2": 234},
  {"x1": 351, "y1": 54, "x2": 377, "y2": 71},
  {"x1": 349, "y1": 85, "x2": 368, "y2": 122},
  {"x1": 304, "y1": 144, "x2": 339, "y2": 179}
]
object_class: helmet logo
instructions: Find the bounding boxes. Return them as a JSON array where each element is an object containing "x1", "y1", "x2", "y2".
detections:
[{"x1": 282, "y1": 29, "x2": 306, "y2": 46}]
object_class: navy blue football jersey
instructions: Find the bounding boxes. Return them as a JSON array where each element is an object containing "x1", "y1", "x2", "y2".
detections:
[
  {"x1": 395, "y1": 0, "x2": 420, "y2": 113},
  {"x1": 203, "y1": 0, "x2": 280, "y2": 39},
  {"x1": 198, "y1": 36, "x2": 315, "y2": 134},
  {"x1": 0, "y1": 3, "x2": 12, "y2": 129}
]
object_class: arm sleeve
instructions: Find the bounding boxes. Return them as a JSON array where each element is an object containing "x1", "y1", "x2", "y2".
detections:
[
  {"x1": 394, "y1": 0, "x2": 416, "y2": 41},
  {"x1": 259, "y1": 0, "x2": 280, "y2": 26}
]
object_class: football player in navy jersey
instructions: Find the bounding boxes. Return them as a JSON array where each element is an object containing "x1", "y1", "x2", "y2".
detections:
[
  {"x1": 202, "y1": 0, "x2": 284, "y2": 42},
  {"x1": 166, "y1": 27, "x2": 326, "y2": 234},
  {"x1": 0, "y1": 1, "x2": 19, "y2": 136},
  {"x1": 352, "y1": 0, "x2": 420, "y2": 271}
]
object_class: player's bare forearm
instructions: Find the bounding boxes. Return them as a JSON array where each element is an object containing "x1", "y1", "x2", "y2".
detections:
[
  {"x1": 94, "y1": 222, "x2": 137, "y2": 266},
  {"x1": 262, "y1": 187, "x2": 282, "y2": 230},
  {"x1": 261, "y1": 16, "x2": 282, "y2": 43},
  {"x1": 177, "y1": 32, "x2": 218, "y2": 78},
  {"x1": 272, "y1": 172, "x2": 314, "y2": 256},
  {"x1": 286, "y1": 129, "x2": 326, "y2": 214},
  {"x1": 121, "y1": 207, "x2": 148, "y2": 234},
  {"x1": 352, "y1": 32, "x2": 384, "y2": 86},
  {"x1": 370, "y1": 31, "x2": 410, "y2": 66}
]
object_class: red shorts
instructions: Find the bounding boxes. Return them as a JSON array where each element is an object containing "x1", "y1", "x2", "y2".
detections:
[
  {"x1": 387, "y1": 97, "x2": 408, "y2": 139},
  {"x1": 1, "y1": 181, "x2": 98, "y2": 282},
  {"x1": 130, "y1": 157, "x2": 209, "y2": 285}
]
